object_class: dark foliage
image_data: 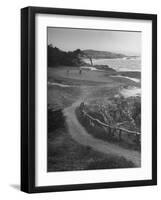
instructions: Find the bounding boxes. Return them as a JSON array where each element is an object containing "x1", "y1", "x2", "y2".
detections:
[
  {"x1": 86, "y1": 96, "x2": 141, "y2": 132},
  {"x1": 48, "y1": 44, "x2": 85, "y2": 67},
  {"x1": 76, "y1": 95, "x2": 141, "y2": 151},
  {"x1": 48, "y1": 104, "x2": 66, "y2": 135}
]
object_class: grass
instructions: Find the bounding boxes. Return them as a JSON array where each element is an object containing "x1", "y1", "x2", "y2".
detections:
[
  {"x1": 47, "y1": 109, "x2": 135, "y2": 172},
  {"x1": 48, "y1": 84, "x2": 81, "y2": 109},
  {"x1": 48, "y1": 128, "x2": 135, "y2": 172},
  {"x1": 47, "y1": 66, "x2": 140, "y2": 172}
]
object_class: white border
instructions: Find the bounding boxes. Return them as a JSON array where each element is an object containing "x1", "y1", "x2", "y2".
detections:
[{"x1": 35, "y1": 14, "x2": 152, "y2": 186}]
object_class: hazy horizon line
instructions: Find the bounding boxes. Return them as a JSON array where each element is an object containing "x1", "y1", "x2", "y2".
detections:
[{"x1": 48, "y1": 44, "x2": 141, "y2": 56}]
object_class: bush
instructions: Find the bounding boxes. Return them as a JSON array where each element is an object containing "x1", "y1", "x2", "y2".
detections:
[
  {"x1": 48, "y1": 104, "x2": 66, "y2": 137},
  {"x1": 48, "y1": 45, "x2": 85, "y2": 67}
]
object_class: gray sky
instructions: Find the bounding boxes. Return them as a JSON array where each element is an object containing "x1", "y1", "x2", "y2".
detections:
[{"x1": 48, "y1": 27, "x2": 141, "y2": 56}]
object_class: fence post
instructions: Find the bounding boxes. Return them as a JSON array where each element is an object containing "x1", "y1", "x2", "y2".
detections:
[
  {"x1": 108, "y1": 127, "x2": 111, "y2": 136},
  {"x1": 135, "y1": 133, "x2": 140, "y2": 145},
  {"x1": 119, "y1": 129, "x2": 122, "y2": 141},
  {"x1": 109, "y1": 127, "x2": 114, "y2": 138},
  {"x1": 112, "y1": 128, "x2": 115, "y2": 137}
]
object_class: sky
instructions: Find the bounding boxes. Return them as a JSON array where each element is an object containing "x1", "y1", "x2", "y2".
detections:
[{"x1": 48, "y1": 27, "x2": 141, "y2": 56}]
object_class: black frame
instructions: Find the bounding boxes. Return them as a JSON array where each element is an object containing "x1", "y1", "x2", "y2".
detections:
[{"x1": 21, "y1": 6, "x2": 157, "y2": 193}]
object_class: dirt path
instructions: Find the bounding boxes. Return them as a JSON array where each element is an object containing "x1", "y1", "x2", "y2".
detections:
[{"x1": 63, "y1": 88, "x2": 141, "y2": 167}]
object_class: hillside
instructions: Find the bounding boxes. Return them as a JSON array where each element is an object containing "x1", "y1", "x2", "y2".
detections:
[
  {"x1": 48, "y1": 45, "x2": 127, "y2": 68},
  {"x1": 82, "y1": 49, "x2": 126, "y2": 59}
]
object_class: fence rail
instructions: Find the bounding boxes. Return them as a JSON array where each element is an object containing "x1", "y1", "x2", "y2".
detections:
[
  {"x1": 82, "y1": 110, "x2": 140, "y2": 136},
  {"x1": 79, "y1": 103, "x2": 141, "y2": 145}
]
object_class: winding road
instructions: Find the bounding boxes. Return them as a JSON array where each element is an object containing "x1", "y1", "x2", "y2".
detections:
[{"x1": 63, "y1": 94, "x2": 141, "y2": 167}]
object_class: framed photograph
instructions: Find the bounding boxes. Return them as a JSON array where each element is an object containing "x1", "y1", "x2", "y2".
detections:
[{"x1": 21, "y1": 6, "x2": 157, "y2": 193}]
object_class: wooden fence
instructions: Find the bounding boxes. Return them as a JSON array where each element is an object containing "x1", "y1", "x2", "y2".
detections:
[{"x1": 79, "y1": 103, "x2": 141, "y2": 145}]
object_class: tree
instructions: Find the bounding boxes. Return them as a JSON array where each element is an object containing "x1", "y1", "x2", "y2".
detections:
[{"x1": 47, "y1": 45, "x2": 84, "y2": 67}]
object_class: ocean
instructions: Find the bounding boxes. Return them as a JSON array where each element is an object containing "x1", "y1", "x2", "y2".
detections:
[{"x1": 83, "y1": 58, "x2": 141, "y2": 72}]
